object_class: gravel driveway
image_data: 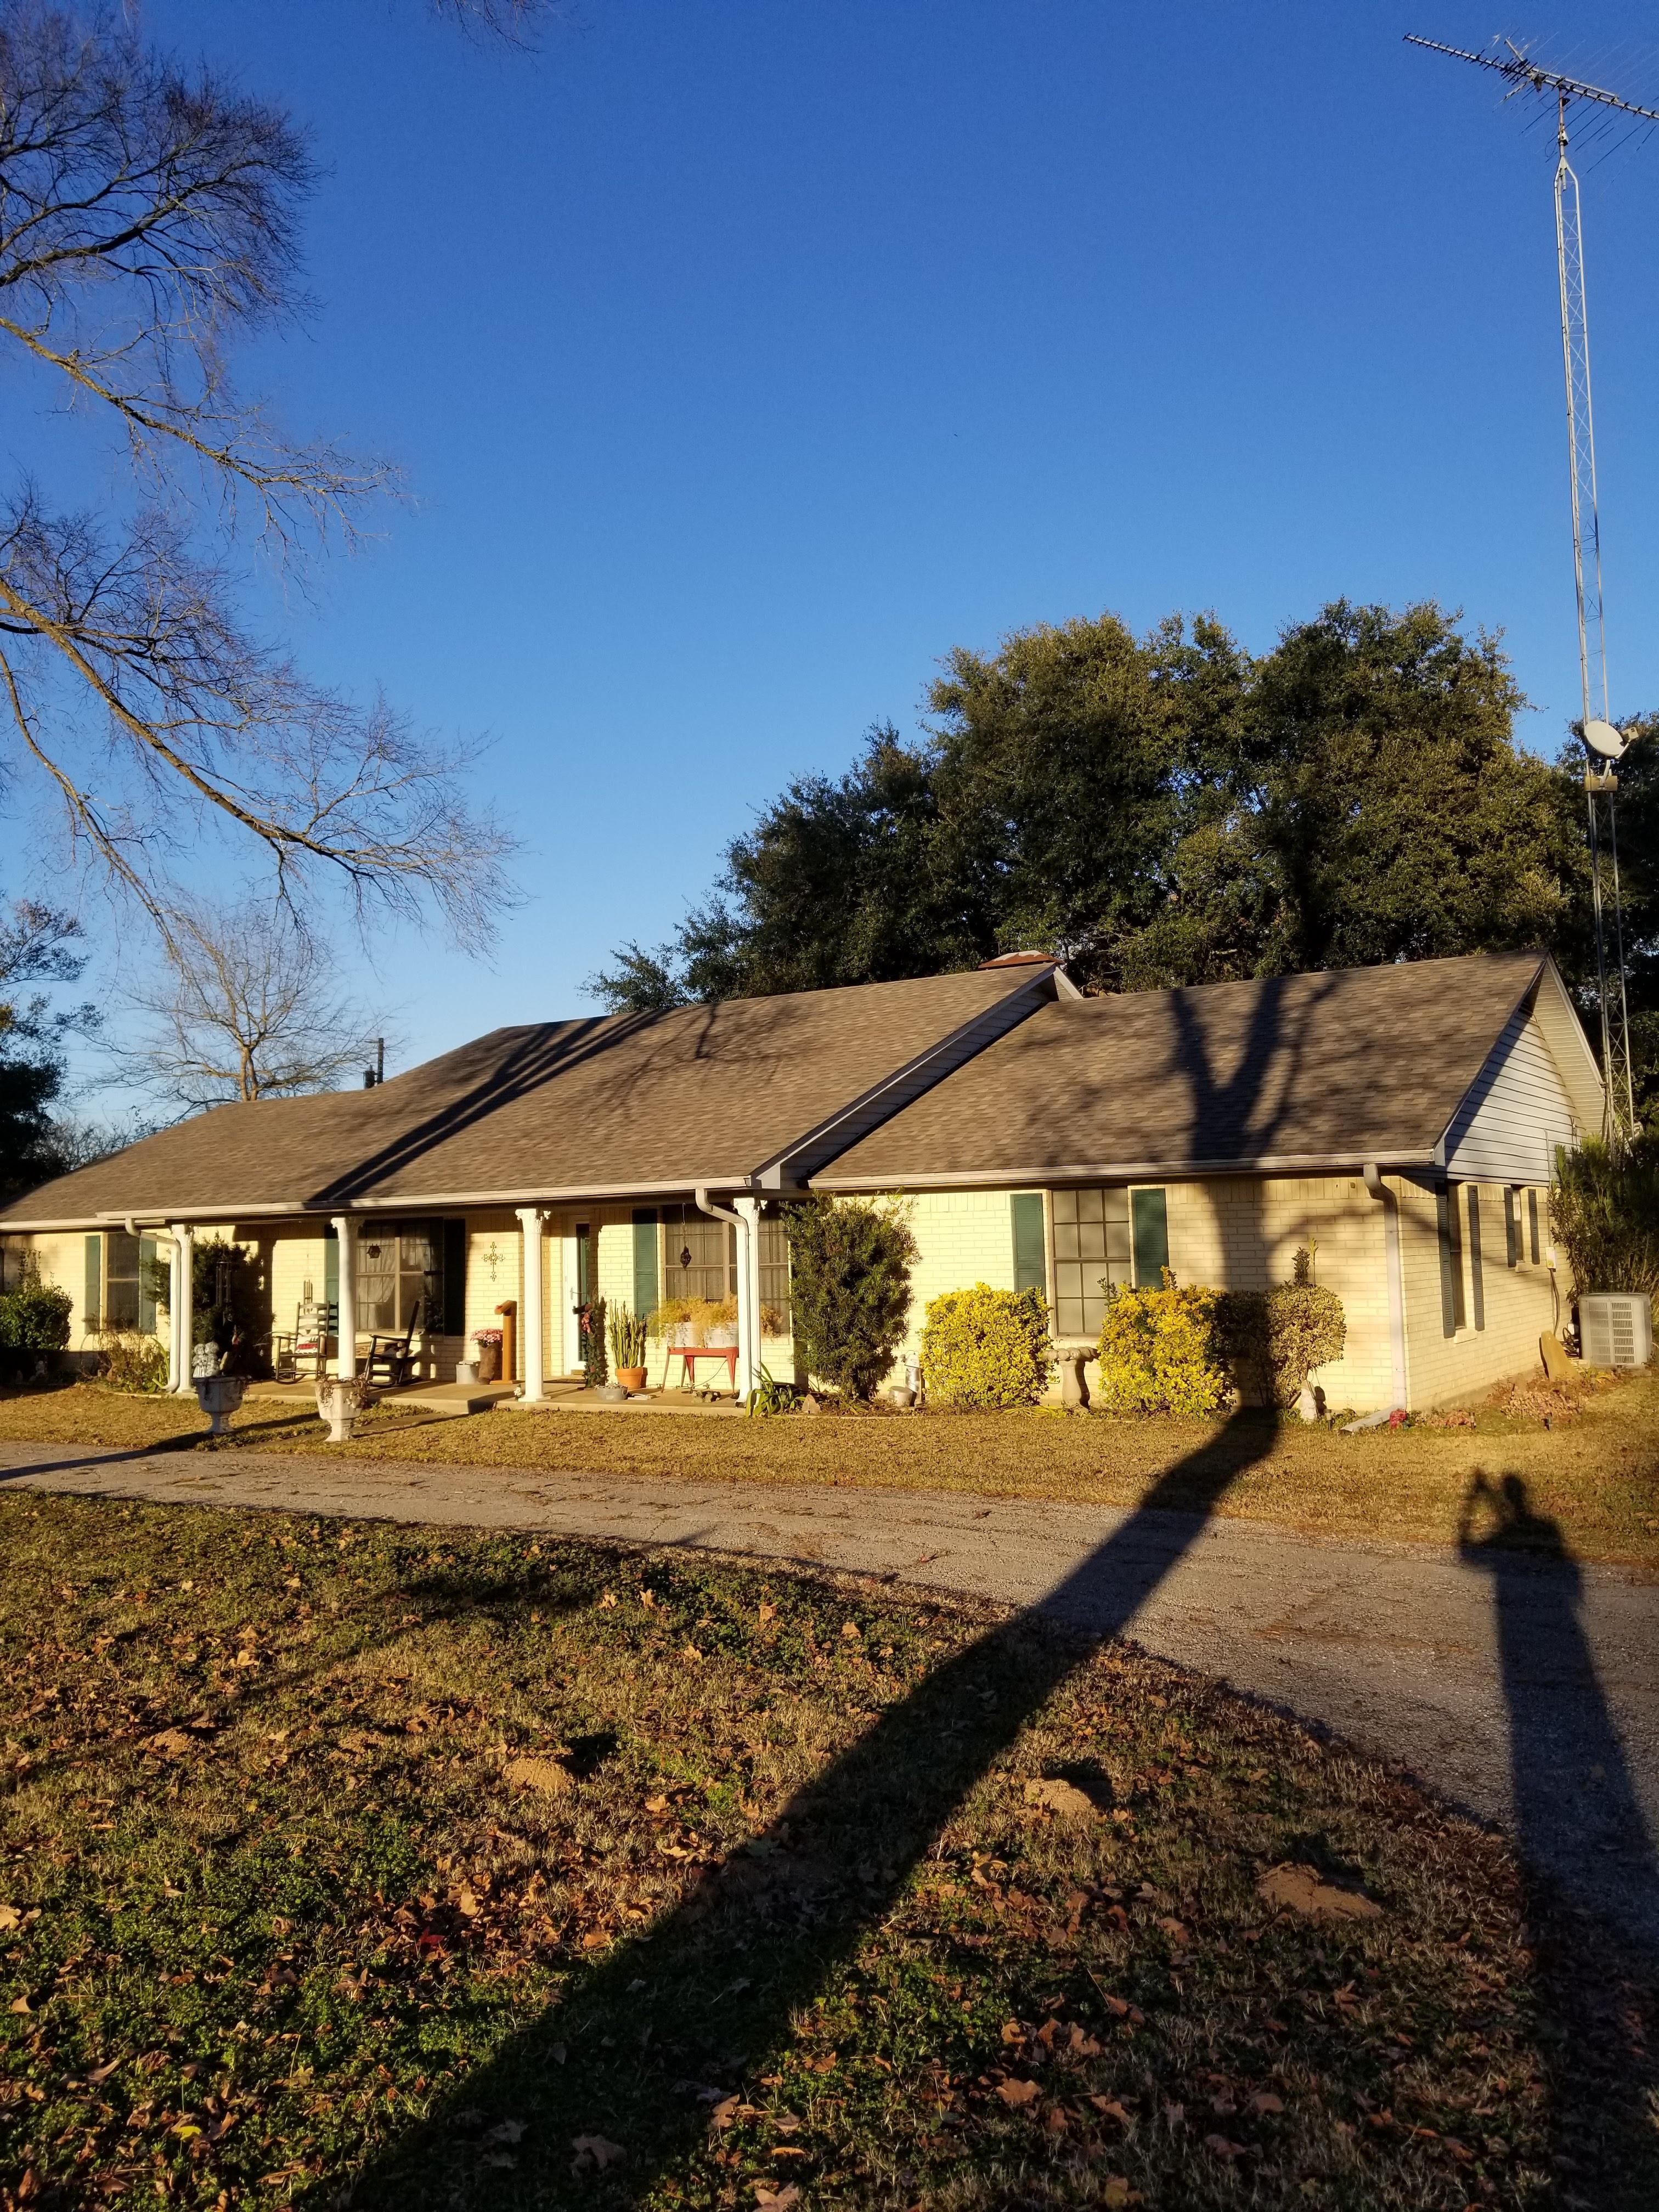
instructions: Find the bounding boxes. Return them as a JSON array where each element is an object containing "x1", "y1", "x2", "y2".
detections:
[{"x1": 2, "y1": 1435, "x2": 1654, "y2": 1951}]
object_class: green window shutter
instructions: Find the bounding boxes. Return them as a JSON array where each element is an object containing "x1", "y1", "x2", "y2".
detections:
[
  {"x1": 1466, "y1": 1188, "x2": 1485, "y2": 1333},
  {"x1": 1011, "y1": 1192, "x2": 1046, "y2": 1295},
  {"x1": 1130, "y1": 1189, "x2": 1168, "y2": 1288},
  {"x1": 323, "y1": 1227, "x2": 340, "y2": 1315},
  {"x1": 632, "y1": 1210, "x2": 659, "y2": 1323},
  {"x1": 442, "y1": 1220, "x2": 467, "y2": 1335},
  {"x1": 83, "y1": 1233, "x2": 101, "y2": 1333},
  {"x1": 139, "y1": 1237, "x2": 158, "y2": 1335}
]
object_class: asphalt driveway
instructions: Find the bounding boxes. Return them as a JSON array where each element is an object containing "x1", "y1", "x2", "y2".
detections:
[{"x1": 2, "y1": 1435, "x2": 1654, "y2": 1951}]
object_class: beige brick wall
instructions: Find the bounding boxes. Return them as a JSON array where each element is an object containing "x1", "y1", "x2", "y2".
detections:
[
  {"x1": 893, "y1": 1177, "x2": 1396, "y2": 1412},
  {"x1": 1397, "y1": 1177, "x2": 1559, "y2": 1408}
]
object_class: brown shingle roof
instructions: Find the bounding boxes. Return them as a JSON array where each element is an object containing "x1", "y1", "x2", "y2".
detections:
[
  {"x1": 812, "y1": 953, "x2": 1554, "y2": 1187},
  {"x1": 0, "y1": 967, "x2": 1043, "y2": 1226}
]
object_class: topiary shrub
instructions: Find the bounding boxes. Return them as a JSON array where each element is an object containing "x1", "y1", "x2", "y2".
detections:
[
  {"x1": 1551, "y1": 1132, "x2": 1659, "y2": 1299},
  {"x1": 1218, "y1": 1252, "x2": 1347, "y2": 1408},
  {"x1": 921, "y1": 1283, "x2": 1052, "y2": 1409},
  {"x1": 1094, "y1": 1279, "x2": 1229, "y2": 1417},
  {"x1": 0, "y1": 1255, "x2": 74, "y2": 1379},
  {"x1": 785, "y1": 1195, "x2": 915, "y2": 1401}
]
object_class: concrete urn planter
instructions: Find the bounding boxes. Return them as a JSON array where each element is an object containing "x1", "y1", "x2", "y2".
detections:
[
  {"x1": 193, "y1": 1372, "x2": 245, "y2": 1436},
  {"x1": 705, "y1": 1325, "x2": 738, "y2": 1348},
  {"x1": 316, "y1": 1377, "x2": 371, "y2": 1443}
]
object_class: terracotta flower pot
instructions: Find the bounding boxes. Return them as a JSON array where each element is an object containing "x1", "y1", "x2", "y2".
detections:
[{"x1": 617, "y1": 1366, "x2": 647, "y2": 1393}]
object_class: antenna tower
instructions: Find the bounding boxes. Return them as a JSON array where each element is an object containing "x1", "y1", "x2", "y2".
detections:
[{"x1": 1406, "y1": 35, "x2": 1656, "y2": 1137}]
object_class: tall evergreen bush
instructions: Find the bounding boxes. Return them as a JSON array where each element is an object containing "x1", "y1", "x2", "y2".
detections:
[
  {"x1": 1551, "y1": 1134, "x2": 1659, "y2": 1299},
  {"x1": 785, "y1": 1197, "x2": 915, "y2": 1401}
]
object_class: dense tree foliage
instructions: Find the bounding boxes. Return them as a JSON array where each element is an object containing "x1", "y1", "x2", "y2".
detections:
[
  {"x1": 0, "y1": 898, "x2": 96, "y2": 1203},
  {"x1": 592, "y1": 598, "x2": 1650, "y2": 1108}
]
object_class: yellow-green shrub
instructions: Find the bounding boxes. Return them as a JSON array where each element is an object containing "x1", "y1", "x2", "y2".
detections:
[
  {"x1": 1094, "y1": 1282, "x2": 1229, "y2": 1417},
  {"x1": 921, "y1": 1284, "x2": 1052, "y2": 1410}
]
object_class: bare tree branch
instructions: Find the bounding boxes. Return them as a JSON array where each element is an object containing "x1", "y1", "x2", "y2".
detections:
[
  {"x1": 0, "y1": 5, "x2": 517, "y2": 932},
  {"x1": 114, "y1": 895, "x2": 394, "y2": 1111}
]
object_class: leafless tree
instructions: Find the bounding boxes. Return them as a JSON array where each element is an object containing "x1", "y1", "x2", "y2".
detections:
[
  {"x1": 0, "y1": 4, "x2": 519, "y2": 937},
  {"x1": 117, "y1": 896, "x2": 393, "y2": 1111}
]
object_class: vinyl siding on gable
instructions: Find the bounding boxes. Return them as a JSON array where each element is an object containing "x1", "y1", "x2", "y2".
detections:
[{"x1": 1443, "y1": 1012, "x2": 1581, "y2": 1186}]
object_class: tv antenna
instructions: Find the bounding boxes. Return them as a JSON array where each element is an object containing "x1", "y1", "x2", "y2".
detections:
[{"x1": 1406, "y1": 34, "x2": 1654, "y2": 1137}]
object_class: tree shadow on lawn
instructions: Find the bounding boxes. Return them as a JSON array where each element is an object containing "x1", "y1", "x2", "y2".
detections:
[
  {"x1": 1458, "y1": 1471, "x2": 1659, "y2": 2205},
  {"x1": 321, "y1": 1410, "x2": 1279, "y2": 2209}
]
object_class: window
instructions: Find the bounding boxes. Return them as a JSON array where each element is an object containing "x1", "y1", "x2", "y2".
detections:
[
  {"x1": 104, "y1": 1230, "x2": 142, "y2": 1330},
  {"x1": 1051, "y1": 1187, "x2": 1131, "y2": 1340},
  {"x1": 759, "y1": 1215, "x2": 791, "y2": 1327},
  {"x1": 1527, "y1": 1188, "x2": 1542, "y2": 1266},
  {"x1": 1503, "y1": 1187, "x2": 1520, "y2": 1267},
  {"x1": 355, "y1": 1221, "x2": 443, "y2": 1334},
  {"x1": 662, "y1": 1204, "x2": 737, "y2": 1305}
]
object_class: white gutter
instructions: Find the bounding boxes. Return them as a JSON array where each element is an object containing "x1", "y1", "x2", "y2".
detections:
[
  {"x1": 811, "y1": 1151, "x2": 1436, "y2": 1192},
  {"x1": 1363, "y1": 1163, "x2": 1408, "y2": 1414}
]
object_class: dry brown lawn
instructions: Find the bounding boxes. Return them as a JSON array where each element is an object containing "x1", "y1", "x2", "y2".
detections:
[{"x1": 1, "y1": 1368, "x2": 1655, "y2": 1566}]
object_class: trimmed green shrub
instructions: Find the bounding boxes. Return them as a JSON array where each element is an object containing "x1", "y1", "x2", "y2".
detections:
[
  {"x1": 95, "y1": 1328, "x2": 170, "y2": 1395},
  {"x1": 785, "y1": 1195, "x2": 916, "y2": 1401},
  {"x1": 1551, "y1": 1132, "x2": 1659, "y2": 1299},
  {"x1": 921, "y1": 1283, "x2": 1052, "y2": 1409},
  {"x1": 0, "y1": 1255, "x2": 74, "y2": 1378},
  {"x1": 1094, "y1": 1280, "x2": 1229, "y2": 1417},
  {"x1": 1218, "y1": 1264, "x2": 1347, "y2": 1408}
]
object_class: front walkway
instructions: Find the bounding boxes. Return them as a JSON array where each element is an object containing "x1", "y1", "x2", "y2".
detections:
[{"x1": 0, "y1": 1436, "x2": 1653, "y2": 1953}]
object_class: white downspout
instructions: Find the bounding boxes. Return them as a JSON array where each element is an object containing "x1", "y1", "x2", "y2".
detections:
[
  {"x1": 146, "y1": 1224, "x2": 182, "y2": 1394},
  {"x1": 1363, "y1": 1164, "x2": 1408, "y2": 1413},
  {"x1": 515, "y1": 1206, "x2": 545, "y2": 1402},
  {"x1": 696, "y1": 1187, "x2": 759, "y2": 1403},
  {"x1": 331, "y1": 1215, "x2": 358, "y2": 1379},
  {"x1": 167, "y1": 1222, "x2": 195, "y2": 1393}
]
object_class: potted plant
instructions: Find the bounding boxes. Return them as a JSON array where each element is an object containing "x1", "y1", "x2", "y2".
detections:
[
  {"x1": 704, "y1": 1295, "x2": 739, "y2": 1348},
  {"x1": 316, "y1": 1374, "x2": 374, "y2": 1443},
  {"x1": 608, "y1": 1302, "x2": 649, "y2": 1393},
  {"x1": 472, "y1": 1327, "x2": 502, "y2": 1382}
]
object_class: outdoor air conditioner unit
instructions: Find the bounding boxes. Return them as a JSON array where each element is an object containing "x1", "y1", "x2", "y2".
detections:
[{"x1": 1577, "y1": 1292, "x2": 1654, "y2": 1370}]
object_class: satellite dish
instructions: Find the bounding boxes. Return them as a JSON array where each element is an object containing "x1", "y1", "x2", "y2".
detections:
[{"x1": 1583, "y1": 717, "x2": 1628, "y2": 759}]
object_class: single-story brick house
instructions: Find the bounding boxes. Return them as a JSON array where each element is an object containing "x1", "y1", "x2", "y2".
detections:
[{"x1": 0, "y1": 949, "x2": 1605, "y2": 1413}]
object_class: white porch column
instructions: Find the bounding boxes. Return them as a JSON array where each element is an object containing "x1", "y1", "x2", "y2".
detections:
[
  {"x1": 168, "y1": 1223, "x2": 195, "y2": 1393},
  {"x1": 733, "y1": 1195, "x2": 763, "y2": 1403},
  {"x1": 516, "y1": 1206, "x2": 545, "y2": 1402},
  {"x1": 331, "y1": 1215, "x2": 358, "y2": 1379}
]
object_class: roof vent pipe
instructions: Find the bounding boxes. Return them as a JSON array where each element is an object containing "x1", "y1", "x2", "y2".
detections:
[{"x1": 1363, "y1": 1164, "x2": 1408, "y2": 1414}]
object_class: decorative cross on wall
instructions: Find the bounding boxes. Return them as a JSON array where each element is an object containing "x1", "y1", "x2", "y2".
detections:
[{"x1": 484, "y1": 1240, "x2": 505, "y2": 1282}]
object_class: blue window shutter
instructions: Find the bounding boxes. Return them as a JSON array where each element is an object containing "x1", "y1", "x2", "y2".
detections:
[
  {"x1": 632, "y1": 1210, "x2": 659, "y2": 1322},
  {"x1": 83, "y1": 1233, "x2": 101, "y2": 1332},
  {"x1": 442, "y1": 1221, "x2": 466, "y2": 1334},
  {"x1": 1130, "y1": 1189, "x2": 1169, "y2": 1287},
  {"x1": 139, "y1": 1237, "x2": 157, "y2": 1335},
  {"x1": 1011, "y1": 1193, "x2": 1046, "y2": 1295}
]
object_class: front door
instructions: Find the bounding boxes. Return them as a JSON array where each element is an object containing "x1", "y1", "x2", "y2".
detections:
[{"x1": 558, "y1": 1222, "x2": 596, "y2": 1376}]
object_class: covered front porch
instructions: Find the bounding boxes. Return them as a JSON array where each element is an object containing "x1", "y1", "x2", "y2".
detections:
[{"x1": 159, "y1": 1188, "x2": 796, "y2": 1408}]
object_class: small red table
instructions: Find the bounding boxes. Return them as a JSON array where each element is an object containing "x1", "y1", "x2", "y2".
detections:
[{"x1": 668, "y1": 1345, "x2": 740, "y2": 1393}]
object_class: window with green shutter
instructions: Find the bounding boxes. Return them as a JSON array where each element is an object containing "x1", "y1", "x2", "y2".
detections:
[
  {"x1": 139, "y1": 1236, "x2": 158, "y2": 1334},
  {"x1": 1050, "y1": 1188, "x2": 1130, "y2": 1338},
  {"x1": 1011, "y1": 1192, "x2": 1046, "y2": 1296},
  {"x1": 759, "y1": 1215, "x2": 791, "y2": 1328},
  {"x1": 632, "y1": 1210, "x2": 659, "y2": 1323},
  {"x1": 83, "y1": 1233, "x2": 101, "y2": 1332},
  {"x1": 1130, "y1": 1188, "x2": 1169, "y2": 1288}
]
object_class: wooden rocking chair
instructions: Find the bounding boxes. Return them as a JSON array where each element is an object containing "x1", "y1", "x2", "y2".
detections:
[
  {"x1": 272, "y1": 1298, "x2": 336, "y2": 1383},
  {"x1": 364, "y1": 1297, "x2": 422, "y2": 1390}
]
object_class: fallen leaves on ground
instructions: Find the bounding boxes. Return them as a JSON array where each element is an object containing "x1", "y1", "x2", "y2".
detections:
[
  {"x1": 1257, "y1": 1861, "x2": 1384, "y2": 1920},
  {"x1": 1023, "y1": 1776, "x2": 1098, "y2": 1818}
]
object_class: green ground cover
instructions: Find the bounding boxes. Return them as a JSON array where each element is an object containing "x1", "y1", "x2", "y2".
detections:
[
  {"x1": 1, "y1": 1369, "x2": 1656, "y2": 1566},
  {"x1": 1, "y1": 1493, "x2": 1654, "y2": 2209}
]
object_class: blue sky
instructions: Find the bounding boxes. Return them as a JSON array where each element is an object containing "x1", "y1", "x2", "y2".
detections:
[{"x1": 30, "y1": 1, "x2": 1659, "y2": 1088}]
